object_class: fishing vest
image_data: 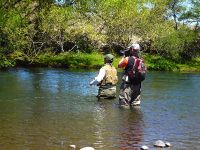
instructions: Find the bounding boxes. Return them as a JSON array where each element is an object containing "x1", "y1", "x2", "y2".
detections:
[{"x1": 101, "y1": 64, "x2": 118, "y2": 86}]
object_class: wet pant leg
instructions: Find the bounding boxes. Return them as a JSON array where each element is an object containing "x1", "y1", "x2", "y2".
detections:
[
  {"x1": 98, "y1": 85, "x2": 116, "y2": 99},
  {"x1": 119, "y1": 82, "x2": 141, "y2": 107},
  {"x1": 129, "y1": 84, "x2": 141, "y2": 106},
  {"x1": 119, "y1": 82, "x2": 132, "y2": 106}
]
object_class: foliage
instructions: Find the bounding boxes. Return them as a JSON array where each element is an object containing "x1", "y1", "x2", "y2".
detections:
[
  {"x1": 0, "y1": 0, "x2": 200, "y2": 70},
  {"x1": 39, "y1": 5, "x2": 106, "y2": 53},
  {"x1": 0, "y1": 1, "x2": 37, "y2": 55},
  {"x1": 0, "y1": 51, "x2": 15, "y2": 69},
  {"x1": 165, "y1": 0, "x2": 187, "y2": 30},
  {"x1": 35, "y1": 52, "x2": 104, "y2": 68},
  {"x1": 179, "y1": 0, "x2": 200, "y2": 28},
  {"x1": 143, "y1": 54, "x2": 179, "y2": 71},
  {"x1": 152, "y1": 25, "x2": 197, "y2": 59},
  {"x1": 177, "y1": 57, "x2": 200, "y2": 72}
]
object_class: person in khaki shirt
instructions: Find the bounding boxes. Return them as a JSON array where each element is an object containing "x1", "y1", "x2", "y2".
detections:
[{"x1": 90, "y1": 54, "x2": 118, "y2": 99}]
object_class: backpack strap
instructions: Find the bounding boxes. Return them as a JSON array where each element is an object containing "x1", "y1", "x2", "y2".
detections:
[
  {"x1": 134, "y1": 58, "x2": 140, "y2": 71},
  {"x1": 125, "y1": 56, "x2": 135, "y2": 73}
]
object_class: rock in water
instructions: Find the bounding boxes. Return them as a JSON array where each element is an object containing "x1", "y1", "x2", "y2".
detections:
[
  {"x1": 69, "y1": 145, "x2": 76, "y2": 149},
  {"x1": 140, "y1": 145, "x2": 149, "y2": 150},
  {"x1": 80, "y1": 147, "x2": 95, "y2": 150},
  {"x1": 153, "y1": 140, "x2": 166, "y2": 148},
  {"x1": 165, "y1": 142, "x2": 171, "y2": 147}
]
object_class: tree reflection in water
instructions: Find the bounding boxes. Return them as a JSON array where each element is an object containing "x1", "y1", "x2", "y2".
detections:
[{"x1": 118, "y1": 107, "x2": 144, "y2": 150}]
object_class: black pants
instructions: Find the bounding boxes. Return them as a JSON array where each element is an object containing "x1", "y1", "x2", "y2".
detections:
[{"x1": 119, "y1": 82, "x2": 141, "y2": 106}]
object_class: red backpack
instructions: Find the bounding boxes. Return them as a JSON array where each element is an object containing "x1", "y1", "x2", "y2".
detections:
[{"x1": 127, "y1": 56, "x2": 147, "y2": 83}]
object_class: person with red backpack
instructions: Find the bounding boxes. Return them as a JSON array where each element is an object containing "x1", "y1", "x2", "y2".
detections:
[{"x1": 118, "y1": 43, "x2": 146, "y2": 108}]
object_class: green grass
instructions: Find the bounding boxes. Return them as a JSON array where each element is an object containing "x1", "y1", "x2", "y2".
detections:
[
  {"x1": 142, "y1": 54, "x2": 179, "y2": 71},
  {"x1": 1, "y1": 51, "x2": 200, "y2": 72},
  {"x1": 177, "y1": 58, "x2": 200, "y2": 72},
  {"x1": 35, "y1": 52, "x2": 104, "y2": 69}
]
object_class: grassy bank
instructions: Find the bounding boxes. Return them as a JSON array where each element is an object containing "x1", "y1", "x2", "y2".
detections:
[
  {"x1": 142, "y1": 55, "x2": 200, "y2": 72},
  {"x1": 1, "y1": 52, "x2": 200, "y2": 72},
  {"x1": 11, "y1": 52, "x2": 105, "y2": 69}
]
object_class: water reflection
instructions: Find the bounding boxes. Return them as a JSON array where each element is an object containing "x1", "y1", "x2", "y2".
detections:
[
  {"x1": 0, "y1": 69, "x2": 200, "y2": 150},
  {"x1": 91, "y1": 99, "x2": 144, "y2": 150},
  {"x1": 117, "y1": 107, "x2": 144, "y2": 150}
]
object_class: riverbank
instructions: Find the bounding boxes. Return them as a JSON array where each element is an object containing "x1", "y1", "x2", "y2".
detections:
[{"x1": 1, "y1": 52, "x2": 200, "y2": 72}]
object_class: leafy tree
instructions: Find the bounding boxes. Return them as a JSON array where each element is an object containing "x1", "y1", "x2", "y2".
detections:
[
  {"x1": 39, "y1": 3, "x2": 106, "y2": 53},
  {"x1": 166, "y1": 0, "x2": 187, "y2": 30},
  {"x1": 179, "y1": 0, "x2": 200, "y2": 28},
  {"x1": 0, "y1": 0, "x2": 199, "y2": 68}
]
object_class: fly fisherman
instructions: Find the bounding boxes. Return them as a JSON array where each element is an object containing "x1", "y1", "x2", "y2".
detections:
[
  {"x1": 118, "y1": 43, "x2": 146, "y2": 108},
  {"x1": 90, "y1": 54, "x2": 118, "y2": 99}
]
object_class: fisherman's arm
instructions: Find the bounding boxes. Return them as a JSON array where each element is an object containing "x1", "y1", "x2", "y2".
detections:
[
  {"x1": 90, "y1": 68, "x2": 106, "y2": 86},
  {"x1": 118, "y1": 57, "x2": 128, "y2": 68}
]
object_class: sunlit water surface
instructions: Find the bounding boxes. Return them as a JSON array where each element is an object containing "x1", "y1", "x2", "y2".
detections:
[{"x1": 0, "y1": 68, "x2": 200, "y2": 150}]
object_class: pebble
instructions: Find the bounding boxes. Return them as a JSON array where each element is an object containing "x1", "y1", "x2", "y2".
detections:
[
  {"x1": 80, "y1": 147, "x2": 95, "y2": 150},
  {"x1": 153, "y1": 140, "x2": 166, "y2": 148},
  {"x1": 140, "y1": 145, "x2": 149, "y2": 150},
  {"x1": 69, "y1": 145, "x2": 76, "y2": 149},
  {"x1": 165, "y1": 142, "x2": 171, "y2": 147}
]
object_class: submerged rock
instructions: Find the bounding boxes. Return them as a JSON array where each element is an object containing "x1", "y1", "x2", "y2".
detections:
[
  {"x1": 153, "y1": 140, "x2": 166, "y2": 148},
  {"x1": 80, "y1": 147, "x2": 95, "y2": 150}
]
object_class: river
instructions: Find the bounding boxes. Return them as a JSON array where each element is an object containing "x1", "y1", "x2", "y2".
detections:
[{"x1": 0, "y1": 68, "x2": 200, "y2": 150}]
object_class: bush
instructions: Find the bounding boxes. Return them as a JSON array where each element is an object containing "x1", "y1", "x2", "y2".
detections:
[
  {"x1": 34, "y1": 52, "x2": 104, "y2": 69},
  {"x1": 0, "y1": 53, "x2": 15, "y2": 69},
  {"x1": 144, "y1": 54, "x2": 179, "y2": 71}
]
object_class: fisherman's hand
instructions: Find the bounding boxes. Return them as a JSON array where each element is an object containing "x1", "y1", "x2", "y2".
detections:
[
  {"x1": 120, "y1": 50, "x2": 128, "y2": 58},
  {"x1": 90, "y1": 79, "x2": 99, "y2": 86},
  {"x1": 120, "y1": 50, "x2": 125, "y2": 56},
  {"x1": 90, "y1": 80, "x2": 94, "y2": 86},
  {"x1": 90, "y1": 79, "x2": 96, "y2": 86}
]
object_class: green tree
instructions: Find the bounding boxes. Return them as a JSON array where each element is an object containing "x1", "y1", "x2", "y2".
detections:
[
  {"x1": 179, "y1": 0, "x2": 200, "y2": 28},
  {"x1": 166, "y1": 0, "x2": 187, "y2": 30}
]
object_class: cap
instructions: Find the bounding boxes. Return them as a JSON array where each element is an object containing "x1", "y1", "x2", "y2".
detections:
[
  {"x1": 104, "y1": 54, "x2": 114, "y2": 61},
  {"x1": 128, "y1": 43, "x2": 140, "y2": 50}
]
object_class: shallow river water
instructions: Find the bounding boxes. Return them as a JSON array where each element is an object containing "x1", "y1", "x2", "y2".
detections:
[{"x1": 0, "y1": 68, "x2": 200, "y2": 150}]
